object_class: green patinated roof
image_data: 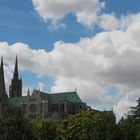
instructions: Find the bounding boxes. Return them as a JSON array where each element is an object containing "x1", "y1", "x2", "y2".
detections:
[
  {"x1": 7, "y1": 91, "x2": 82, "y2": 108},
  {"x1": 48, "y1": 91, "x2": 82, "y2": 104},
  {"x1": 7, "y1": 96, "x2": 27, "y2": 108},
  {"x1": 38, "y1": 90, "x2": 82, "y2": 104}
]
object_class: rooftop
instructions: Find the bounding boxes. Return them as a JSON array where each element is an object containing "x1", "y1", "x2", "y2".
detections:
[{"x1": 7, "y1": 90, "x2": 82, "y2": 108}]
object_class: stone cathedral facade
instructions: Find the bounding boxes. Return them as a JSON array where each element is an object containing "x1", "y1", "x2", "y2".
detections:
[{"x1": 0, "y1": 57, "x2": 88, "y2": 119}]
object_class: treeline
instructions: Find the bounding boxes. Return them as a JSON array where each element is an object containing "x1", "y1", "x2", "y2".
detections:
[{"x1": 0, "y1": 98, "x2": 140, "y2": 140}]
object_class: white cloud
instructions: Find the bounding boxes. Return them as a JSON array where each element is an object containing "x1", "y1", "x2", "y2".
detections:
[
  {"x1": 3, "y1": 65, "x2": 13, "y2": 94},
  {"x1": 76, "y1": 11, "x2": 97, "y2": 27},
  {"x1": 113, "y1": 89, "x2": 139, "y2": 121},
  {"x1": 31, "y1": 0, "x2": 140, "y2": 31},
  {"x1": 98, "y1": 13, "x2": 119, "y2": 30},
  {"x1": 32, "y1": 0, "x2": 105, "y2": 28},
  {"x1": 47, "y1": 20, "x2": 66, "y2": 31},
  {"x1": 22, "y1": 87, "x2": 31, "y2": 96},
  {"x1": 119, "y1": 13, "x2": 140, "y2": 30},
  {"x1": 51, "y1": 76, "x2": 106, "y2": 104},
  {"x1": 98, "y1": 13, "x2": 140, "y2": 31},
  {"x1": 1, "y1": 13, "x2": 140, "y2": 120},
  {"x1": 37, "y1": 82, "x2": 45, "y2": 91}
]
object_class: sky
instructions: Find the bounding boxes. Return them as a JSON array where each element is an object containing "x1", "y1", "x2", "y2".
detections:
[{"x1": 0, "y1": 0, "x2": 140, "y2": 121}]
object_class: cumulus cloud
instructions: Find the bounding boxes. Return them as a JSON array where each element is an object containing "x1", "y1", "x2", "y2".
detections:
[
  {"x1": 98, "y1": 13, "x2": 140, "y2": 31},
  {"x1": 32, "y1": 0, "x2": 105, "y2": 28},
  {"x1": 113, "y1": 89, "x2": 139, "y2": 121},
  {"x1": 3, "y1": 65, "x2": 13, "y2": 94},
  {"x1": 98, "y1": 14, "x2": 119, "y2": 30},
  {"x1": 31, "y1": 0, "x2": 140, "y2": 31},
  {"x1": 47, "y1": 20, "x2": 66, "y2": 31},
  {"x1": 1, "y1": 13, "x2": 140, "y2": 120},
  {"x1": 37, "y1": 82, "x2": 45, "y2": 91},
  {"x1": 51, "y1": 76, "x2": 106, "y2": 104}
]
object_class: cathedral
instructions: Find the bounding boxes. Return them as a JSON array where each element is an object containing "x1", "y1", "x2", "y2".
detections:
[{"x1": 0, "y1": 57, "x2": 88, "y2": 119}]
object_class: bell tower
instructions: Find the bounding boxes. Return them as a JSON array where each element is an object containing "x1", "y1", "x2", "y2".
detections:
[
  {"x1": 9, "y1": 56, "x2": 22, "y2": 97},
  {"x1": 0, "y1": 57, "x2": 7, "y2": 116}
]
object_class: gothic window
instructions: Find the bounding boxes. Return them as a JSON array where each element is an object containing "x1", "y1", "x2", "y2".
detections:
[{"x1": 29, "y1": 104, "x2": 37, "y2": 113}]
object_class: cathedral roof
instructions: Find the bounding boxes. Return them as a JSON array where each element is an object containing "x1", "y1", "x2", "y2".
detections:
[
  {"x1": 38, "y1": 90, "x2": 82, "y2": 104},
  {"x1": 7, "y1": 90, "x2": 82, "y2": 108},
  {"x1": 7, "y1": 96, "x2": 27, "y2": 108}
]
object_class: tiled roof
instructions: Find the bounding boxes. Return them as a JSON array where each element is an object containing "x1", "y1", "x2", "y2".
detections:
[
  {"x1": 7, "y1": 90, "x2": 82, "y2": 108},
  {"x1": 7, "y1": 96, "x2": 27, "y2": 108},
  {"x1": 48, "y1": 91, "x2": 82, "y2": 104},
  {"x1": 37, "y1": 90, "x2": 82, "y2": 104}
]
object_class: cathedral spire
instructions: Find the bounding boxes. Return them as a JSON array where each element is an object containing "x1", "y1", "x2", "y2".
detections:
[
  {"x1": 13, "y1": 55, "x2": 19, "y2": 79},
  {"x1": 1, "y1": 56, "x2": 3, "y2": 71},
  {"x1": 27, "y1": 88, "x2": 30, "y2": 97},
  {"x1": 9, "y1": 56, "x2": 22, "y2": 97},
  {"x1": 0, "y1": 57, "x2": 6, "y2": 96}
]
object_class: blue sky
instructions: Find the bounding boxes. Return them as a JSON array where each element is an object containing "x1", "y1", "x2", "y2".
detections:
[
  {"x1": 1, "y1": 0, "x2": 139, "y2": 50},
  {"x1": 0, "y1": 0, "x2": 140, "y2": 50},
  {"x1": 1, "y1": 0, "x2": 140, "y2": 120}
]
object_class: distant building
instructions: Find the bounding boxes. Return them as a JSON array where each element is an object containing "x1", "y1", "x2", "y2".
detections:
[{"x1": 0, "y1": 57, "x2": 88, "y2": 119}]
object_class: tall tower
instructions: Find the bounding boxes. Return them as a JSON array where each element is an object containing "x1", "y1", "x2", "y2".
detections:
[
  {"x1": 0, "y1": 57, "x2": 6, "y2": 98},
  {"x1": 0, "y1": 57, "x2": 7, "y2": 116},
  {"x1": 9, "y1": 56, "x2": 22, "y2": 97}
]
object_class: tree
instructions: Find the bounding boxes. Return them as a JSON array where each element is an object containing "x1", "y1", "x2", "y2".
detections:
[
  {"x1": 131, "y1": 98, "x2": 140, "y2": 121},
  {"x1": 0, "y1": 117, "x2": 36, "y2": 140},
  {"x1": 118, "y1": 97, "x2": 140, "y2": 140},
  {"x1": 118, "y1": 116, "x2": 136, "y2": 140},
  {"x1": 32, "y1": 119, "x2": 57, "y2": 140},
  {"x1": 57, "y1": 110, "x2": 121, "y2": 140}
]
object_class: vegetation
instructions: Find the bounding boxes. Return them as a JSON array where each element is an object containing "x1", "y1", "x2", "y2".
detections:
[
  {"x1": 0, "y1": 116, "x2": 35, "y2": 140},
  {"x1": 57, "y1": 110, "x2": 121, "y2": 140},
  {"x1": 32, "y1": 119, "x2": 57, "y2": 140},
  {"x1": 118, "y1": 98, "x2": 140, "y2": 140},
  {"x1": 0, "y1": 98, "x2": 140, "y2": 140}
]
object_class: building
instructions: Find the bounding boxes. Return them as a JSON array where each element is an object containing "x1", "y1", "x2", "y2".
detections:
[{"x1": 0, "y1": 57, "x2": 88, "y2": 119}]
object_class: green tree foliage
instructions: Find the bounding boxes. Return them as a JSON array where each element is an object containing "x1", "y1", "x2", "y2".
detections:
[
  {"x1": 119, "y1": 116, "x2": 136, "y2": 140},
  {"x1": 57, "y1": 110, "x2": 122, "y2": 140},
  {"x1": 118, "y1": 97, "x2": 140, "y2": 140},
  {"x1": 132, "y1": 98, "x2": 140, "y2": 122},
  {"x1": 32, "y1": 119, "x2": 57, "y2": 140},
  {"x1": 0, "y1": 117, "x2": 35, "y2": 140}
]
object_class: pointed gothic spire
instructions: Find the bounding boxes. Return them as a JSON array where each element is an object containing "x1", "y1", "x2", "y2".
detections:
[
  {"x1": 0, "y1": 57, "x2": 6, "y2": 96},
  {"x1": 13, "y1": 55, "x2": 19, "y2": 79},
  {"x1": 1, "y1": 56, "x2": 3, "y2": 71},
  {"x1": 9, "y1": 56, "x2": 22, "y2": 97},
  {"x1": 27, "y1": 88, "x2": 30, "y2": 97}
]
